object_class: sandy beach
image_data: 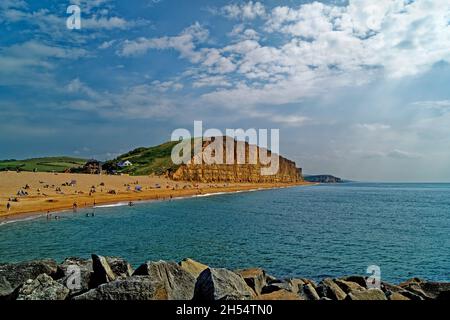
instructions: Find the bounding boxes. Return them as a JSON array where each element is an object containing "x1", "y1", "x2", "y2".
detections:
[{"x1": 0, "y1": 171, "x2": 311, "y2": 222}]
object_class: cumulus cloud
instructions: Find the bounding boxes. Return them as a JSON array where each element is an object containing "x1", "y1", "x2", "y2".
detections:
[
  {"x1": 220, "y1": 1, "x2": 266, "y2": 20},
  {"x1": 119, "y1": 22, "x2": 209, "y2": 62},
  {"x1": 63, "y1": 78, "x2": 183, "y2": 119}
]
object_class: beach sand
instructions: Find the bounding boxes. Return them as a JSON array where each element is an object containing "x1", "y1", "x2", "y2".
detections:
[{"x1": 0, "y1": 171, "x2": 311, "y2": 222}]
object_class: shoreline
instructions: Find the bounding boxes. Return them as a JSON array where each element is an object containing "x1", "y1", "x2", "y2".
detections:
[{"x1": 0, "y1": 172, "x2": 314, "y2": 224}]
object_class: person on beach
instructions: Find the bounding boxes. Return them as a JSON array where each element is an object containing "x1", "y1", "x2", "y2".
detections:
[
  {"x1": 46, "y1": 211, "x2": 50, "y2": 220},
  {"x1": 6, "y1": 202, "x2": 11, "y2": 211},
  {"x1": 73, "y1": 202, "x2": 78, "y2": 212},
  {"x1": 128, "y1": 201, "x2": 134, "y2": 206}
]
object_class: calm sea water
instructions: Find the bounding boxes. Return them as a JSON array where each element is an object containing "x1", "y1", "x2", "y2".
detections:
[{"x1": 0, "y1": 183, "x2": 449, "y2": 283}]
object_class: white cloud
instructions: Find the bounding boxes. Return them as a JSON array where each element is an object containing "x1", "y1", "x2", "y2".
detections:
[
  {"x1": 387, "y1": 149, "x2": 422, "y2": 160},
  {"x1": 99, "y1": 40, "x2": 116, "y2": 49},
  {"x1": 220, "y1": 1, "x2": 266, "y2": 20},
  {"x1": 412, "y1": 100, "x2": 450, "y2": 110},
  {"x1": 202, "y1": 0, "x2": 450, "y2": 106},
  {"x1": 64, "y1": 79, "x2": 183, "y2": 119},
  {"x1": 119, "y1": 22, "x2": 209, "y2": 62},
  {"x1": 356, "y1": 123, "x2": 391, "y2": 131}
]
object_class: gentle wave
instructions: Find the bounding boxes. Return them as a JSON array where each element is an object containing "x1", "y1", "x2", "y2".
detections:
[{"x1": 94, "y1": 202, "x2": 130, "y2": 208}]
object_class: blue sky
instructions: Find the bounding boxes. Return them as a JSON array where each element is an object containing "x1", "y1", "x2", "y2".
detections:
[{"x1": 1, "y1": 0, "x2": 450, "y2": 181}]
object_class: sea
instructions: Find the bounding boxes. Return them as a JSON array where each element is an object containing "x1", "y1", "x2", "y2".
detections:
[{"x1": 0, "y1": 183, "x2": 449, "y2": 283}]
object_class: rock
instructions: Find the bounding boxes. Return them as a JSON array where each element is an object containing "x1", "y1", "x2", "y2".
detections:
[
  {"x1": 0, "y1": 259, "x2": 58, "y2": 299},
  {"x1": 194, "y1": 268, "x2": 255, "y2": 300},
  {"x1": 179, "y1": 258, "x2": 208, "y2": 279},
  {"x1": 91, "y1": 254, "x2": 116, "y2": 287},
  {"x1": 106, "y1": 257, "x2": 134, "y2": 278},
  {"x1": 381, "y1": 281, "x2": 422, "y2": 301},
  {"x1": 334, "y1": 279, "x2": 365, "y2": 293},
  {"x1": 261, "y1": 280, "x2": 292, "y2": 294},
  {"x1": 265, "y1": 274, "x2": 278, "y2": 283},
  {"x1": 17, "y1": 274, "x2": 69, "y2": 300},
  {"x1": 346, "y1": 288, "x2": 387, "y2": 300},
  {"x1": 340, "y1": 275, "x2": 367, "y2": 289},
  {"x1": 299, "y1": 283, "x2": 321, "y2": 300},
  {"x1": 287, "y1": 278, "x2": 306, "y2": 294},
  {"x1": 256, "y1": 289, "x2": 302, "y2": 300},
  {"x1": 400, "y1": 278, "x2": 450, "y2": 300},
  {"x1": 73, "y1": 277, "x2": 168, "y2": 300},
  {"x1": 56, "y1": 257, "x2": 92, "y2": 295},
  {"x1": 235, "y1": 268, "x2": 266, "y2": 296},
  {"x1": 388, "y1": 292, "x2": 410, "y2": 300},
  {"x1": 316, "y1": 278, "x2": 347, "y2": 300},
  {"x1": 133, "y1": 260, "x2": 195, "y2": 300}
]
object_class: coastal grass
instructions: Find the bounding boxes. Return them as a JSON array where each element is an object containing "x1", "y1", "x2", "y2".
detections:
[
  {"x1": 103, "y1": 140, "x2": 187, "y2": 176},
  {"x1": 0, "y1": 157, "x2": 86, "y2": 173}
]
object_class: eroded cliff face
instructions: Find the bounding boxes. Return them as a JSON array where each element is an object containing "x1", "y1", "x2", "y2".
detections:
[{"x1": 171, "y1": 137, "x2": 303, "y2": 183}]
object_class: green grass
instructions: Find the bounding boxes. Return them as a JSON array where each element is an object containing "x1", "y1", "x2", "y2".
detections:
[
  {"x1": 0, "y1": 157, "x2": 87, "y2": 173},
  {"x1": 103, "y1": 140, "x2": 196, "y2": 176}
]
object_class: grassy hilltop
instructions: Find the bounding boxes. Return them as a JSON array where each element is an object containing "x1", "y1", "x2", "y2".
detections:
[
  {"x1": 102, "y1": 141, "x2": 182, "y2": 176},
  {"x1": 0, "y1": 157, "x2": 86, "y2": 173}
]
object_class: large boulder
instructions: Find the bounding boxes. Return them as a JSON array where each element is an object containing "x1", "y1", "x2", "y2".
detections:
[
  {"x1": 179, "y1": 258, "x2": 208, "y2": 279},
  {"x1": 346, "y1": 288, "x2": 387, "y2": 300},
  {"x1": 235, "y1": 268, "x2": 266, "y2": 296},
  {"x1": 261, "y1": 280, "x2": 292, "y2": 294},
  {"x1": 105, "y1": 257, "x2": 134, "y2": 278},
  {"x1": 0, "y1": 259, "x2": 58, "y2": 299},
  {"x1": 133, "y1": 260, "x2": 195, "y2": 300},
  {"x1": 299, "y1": 283, "x2": 321, "y2": 300},
  {"x1": 399, "y1": 278, "x2": 450, "y2": 300},
  {"x1": 340, "y1": 276, "x2": 367, "y2": 288},
  {"x1": 381, "y1": 281, "x2": 422, "y2": 301},
  {"x1": 194, "y1": 268, "x2": 255, "y2": 300},
  {"x1": 90, "y1": 254, "x2": 117, "y2": 288},
  {"x1": 334, "y1": 279, "x2": 365, "y2": 293},
  {"x1": 388, "y1": 292, "x2": 410, "y2": 300},
  {"x1": 256, "y1": 289, "x2": 302, "y2": 300},
  {"x1": 316, "y1": 278, "x2": 347, "y2": 300},
  {"x1": 73, "y1": 277, "x2": 168, "y2": 300},
  {"x1": 56, "y1": 257, "x2": 93, "y2": 295},
  {"x1": 17, "y1": 274, "x2": 69, "y2": 300}
]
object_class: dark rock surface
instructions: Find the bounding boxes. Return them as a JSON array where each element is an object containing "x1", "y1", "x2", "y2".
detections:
[
  {"x1": 194, "y1": 268, "x2": 255, "y2": 300},
  {"x1": 73, "y1": 277, "x2": 168, "y2": 300},
  {"x1": 132, "y1": 260, "x2": 195, "y2": 300},
  {"x1": 0, "y1": 259, "x2": 58, "y2": 300},
  {"x1": 235, "y1": 268, "x2": 266, "y2": 296},
  {"x1": 17, "y1": 274, "x2": 69, "y2": 300}
]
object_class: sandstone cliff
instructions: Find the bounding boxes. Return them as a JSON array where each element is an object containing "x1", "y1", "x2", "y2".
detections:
[{"x1": 171, "y1": 137, "x2": 302, "y2": 183}]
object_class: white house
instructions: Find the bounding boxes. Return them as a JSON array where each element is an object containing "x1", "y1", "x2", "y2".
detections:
[{"x1": 118, "y1": 160, "x2": 133, "y2": 168}]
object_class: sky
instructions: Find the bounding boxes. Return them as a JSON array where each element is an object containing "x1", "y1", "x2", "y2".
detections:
[{"x1": 1, "y1": 0, "x2": 450, "y2": 182}]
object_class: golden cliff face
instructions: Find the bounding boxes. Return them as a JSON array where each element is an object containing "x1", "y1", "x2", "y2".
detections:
[{"x1": 171, "y1": 137, "x2": 303, "y2": 183}]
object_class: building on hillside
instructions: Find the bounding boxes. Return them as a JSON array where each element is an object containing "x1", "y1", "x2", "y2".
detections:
[
  {"x1": 83, "y1": 159, "x2": 102, "y2": 174},
  {"x1": 118, "y1": 160, "x2": 133, "y2": 168}
]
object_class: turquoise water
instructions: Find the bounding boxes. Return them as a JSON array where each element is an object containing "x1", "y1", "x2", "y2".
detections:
[{"x1": 0, "y1": 183, "x2": 449, "y2": 283}]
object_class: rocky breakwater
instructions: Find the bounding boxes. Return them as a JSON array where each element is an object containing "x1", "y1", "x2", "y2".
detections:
[
  {"x1": 172, "y1": 137, "x2": 302, "y2": 183},
  {"x1": 0, "y1": 255, "x2": 449, "y2": 300}
]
